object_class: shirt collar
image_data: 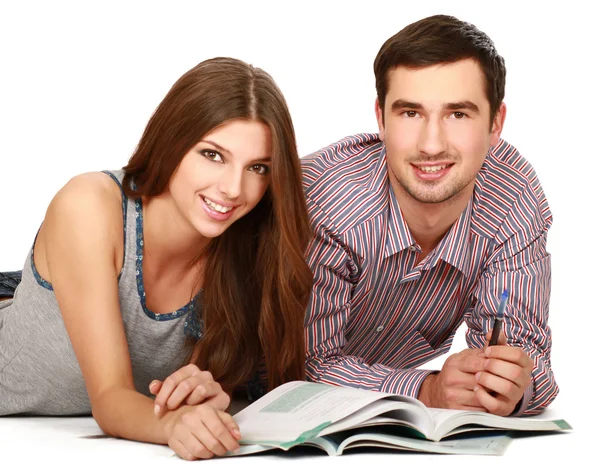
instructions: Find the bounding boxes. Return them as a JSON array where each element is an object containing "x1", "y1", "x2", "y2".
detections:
[
  {"x1": 426, "y1": 197, "x2": 473, "y2": 275},
  {"x1": 383, "y1": 146, "x2": 473, "y2": 274},
  {"x1": 383, "y1": 148, "x2": 417, "y2": 258}
]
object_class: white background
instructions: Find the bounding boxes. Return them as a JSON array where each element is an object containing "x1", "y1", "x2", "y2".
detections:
[{"x1": 0, "y1": 0, "x2": 597, "y2": 465}]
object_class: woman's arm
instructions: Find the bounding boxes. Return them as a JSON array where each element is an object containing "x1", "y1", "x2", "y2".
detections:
[
  {"x1": 39, "y1": 173, "x2": 239, "y2": 456},
  {"x1": 41, "y1": 173, "x2": 169, "y2": 440}
]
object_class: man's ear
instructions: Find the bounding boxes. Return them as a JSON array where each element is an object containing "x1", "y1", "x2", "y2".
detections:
[
  {"x1": 490, "y1": 102, "x2": 507, "y2": 147},
  {"x1": 375, "y1": 98, "x2": 385, "y2": 142}
]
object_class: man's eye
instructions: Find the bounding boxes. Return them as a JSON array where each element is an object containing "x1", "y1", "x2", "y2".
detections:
[
  {"x1": 452, "y1": 112, "x2": 466, "y2": 119},
  {"x1": 404, "y1": 111, "x2": 418, "y2": 118}
]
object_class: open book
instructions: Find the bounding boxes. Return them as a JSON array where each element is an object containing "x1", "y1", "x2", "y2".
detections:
[{"x1": 232, "y1": 380, "x2": 571, "y2": 456}]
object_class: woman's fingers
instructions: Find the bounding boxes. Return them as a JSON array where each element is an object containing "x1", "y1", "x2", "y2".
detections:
[
  {"x1": 168, "y1": 406, "x2": 240, "y2": 460},
  {"x1": 154, "y1": 365, "x2": 215, "y2": 414},
  {"x1": 218, "y1": 410, "x2": 242, "y2": 441},
  {"x1": 149, "y1": 380, "x2": 162, "y2": 395}
]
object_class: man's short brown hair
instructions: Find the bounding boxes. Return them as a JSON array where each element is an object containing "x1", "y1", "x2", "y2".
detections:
[{"x1": 374, "y1": 15, "x2": 506, "y2": 124}]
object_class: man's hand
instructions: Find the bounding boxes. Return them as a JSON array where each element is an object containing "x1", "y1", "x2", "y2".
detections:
[
  {"x1": 418, "y1": 348, "x2": 487, "y2": 411},
  {"x1": 473, "y1": 330, "x2": 534, "y2": 416}
]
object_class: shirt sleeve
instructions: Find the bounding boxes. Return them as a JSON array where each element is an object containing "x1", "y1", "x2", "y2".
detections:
[
  {"x1": 304, "y1": 198, "x2": 434, "y2": 399},
  {"x1": 465, "y1": 226, "x2": 558, "y2": 416}
]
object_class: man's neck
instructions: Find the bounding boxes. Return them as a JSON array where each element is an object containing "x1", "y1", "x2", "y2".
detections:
[{"x1": 392, "y1": 181, "x2": 475, "y2": 255}]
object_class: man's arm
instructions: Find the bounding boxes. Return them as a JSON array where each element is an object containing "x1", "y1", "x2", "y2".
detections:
[
  {"x1": 466, "y1": 229, "x2": 558, "y2": 415},
  {"x1": 304, "y1": 199, "x2": 433, "y2": 399}
]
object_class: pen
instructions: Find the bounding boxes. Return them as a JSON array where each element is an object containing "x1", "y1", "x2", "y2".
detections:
[{"x1": 489, "y1": 289, "x2": 508, "y2": 346}]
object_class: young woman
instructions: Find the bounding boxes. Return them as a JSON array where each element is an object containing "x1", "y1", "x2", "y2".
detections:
[{"x1": 0, "y1": 57, "x2": 313, "y2": 460}]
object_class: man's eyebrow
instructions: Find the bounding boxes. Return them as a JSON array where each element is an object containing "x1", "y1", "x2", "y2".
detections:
[
  {"x1": 390, "y1": 99, "x2": 423, "y2": 112},
  {"x1": 389, "y1": 99, "x2": 481, "y2": 114},
  {"x1": 444, "y1": 101, "x2": 480, "y2": 113}
]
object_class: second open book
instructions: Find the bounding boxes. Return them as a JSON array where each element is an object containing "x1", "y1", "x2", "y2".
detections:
[{"x1": 231, "y1": 380, "x2": 571, "y2": 456}]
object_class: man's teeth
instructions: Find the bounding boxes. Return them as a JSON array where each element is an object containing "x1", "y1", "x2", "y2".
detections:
[
  {"x1": 203, "y1": 197, "x2": 233, "y2": 213},
  {"x1": 419, "y1": 165, "x2": 448, "y2": 173}
]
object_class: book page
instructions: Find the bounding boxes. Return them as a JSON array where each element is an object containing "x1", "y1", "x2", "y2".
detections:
[
  {"x1": 428, "y1": 408, "x2": 572, "y2": 441},
  {"x1": 319, "y1": 398, "x2": 433, "y2": 438},
  {"x1": 234, "y1": 381, "x2": 393, "y2": 446},
  {"x1": 336, "y1": 429, "x2": 512, "y2": 455}
]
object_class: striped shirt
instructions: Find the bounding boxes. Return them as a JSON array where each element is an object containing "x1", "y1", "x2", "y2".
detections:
[{"x1": 301, "y1": 133, "x2": 557, "y2": 416}]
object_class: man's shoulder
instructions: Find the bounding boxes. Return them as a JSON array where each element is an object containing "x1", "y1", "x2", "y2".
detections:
[
  {"x1": 485, "y1": 139, "x2": 539, "y2": 182},
  {"x1": 473, "y1": 139, "x2": 553, "y2": 241},
  {"x1": 301, "y1": 133, "x2": 383, "y2": 190},
  {"x1": 300, "y1": 133, "x2": 388, "y2": 233}
]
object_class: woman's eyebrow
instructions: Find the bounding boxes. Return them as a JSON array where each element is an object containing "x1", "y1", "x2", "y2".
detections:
[{"x1": 200, "y1": 139, "x2": 231, "y2": 155}]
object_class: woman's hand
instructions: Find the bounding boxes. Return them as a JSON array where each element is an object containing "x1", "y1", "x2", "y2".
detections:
[
  {"x1": 150, "y1": 364, "x2": 230, "y2": 415},
  {"x1": 165, "y1": 404, "x2": 242, "y2": 460}
]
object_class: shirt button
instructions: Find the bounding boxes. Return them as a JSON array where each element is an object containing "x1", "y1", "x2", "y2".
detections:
[
  {"x1": 408, "y1": 245, "x2": 417, "y2": 252},
  {"x1": 376, "y1": 325, "x2": 384, "y2": 333}
]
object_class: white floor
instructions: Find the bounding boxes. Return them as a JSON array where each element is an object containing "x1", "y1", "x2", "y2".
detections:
[
  {"x1": 1, "y1": 324, "x2": 591, "y2": 467},
  {"x1": 0, "y1": 404, "x2": 584, "y2": 468}
]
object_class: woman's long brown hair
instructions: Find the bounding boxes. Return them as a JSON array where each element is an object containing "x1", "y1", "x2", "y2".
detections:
[{"x1": 121, "y1": 57, "x2": 312, "y2": 391}]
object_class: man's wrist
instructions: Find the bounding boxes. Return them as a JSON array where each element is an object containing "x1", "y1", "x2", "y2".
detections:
[{"x1": 417, "y1": 373, "x2": 438, "y2": 407}]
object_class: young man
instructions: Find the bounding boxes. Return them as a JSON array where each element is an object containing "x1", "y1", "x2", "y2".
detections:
[{"x1": 302, "y1": 15, "x2": 557, "y2": 416}]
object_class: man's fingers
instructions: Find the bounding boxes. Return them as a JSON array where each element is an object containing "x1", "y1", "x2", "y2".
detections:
[
  {"x1": 485, "y1": 329, "x2": 508, "y2": 346},
  {"x1": 484, "y1": 358, "x2": 531, "y2": 389},
  {"x1": 475, "y1": 371, "x2": 522, "y2": 402},
  {"x1": 456, "y1": 405, "x2": 488, "y2": 412},
  {"x1": 455, "y1": 353, "x2": 486, "y2": 374},
  {"x1": 485, "y1": 345, "x2": 533, "y2": 371},
  {"x1": 440, "y1": 387, "x2": 486, "y2": 409},
  {"x1": 439, "y1": 370, "x2": 478, "y2": 391},
  {"x1": 474, "y1": 385, "x2": 515, "y2": 416}
]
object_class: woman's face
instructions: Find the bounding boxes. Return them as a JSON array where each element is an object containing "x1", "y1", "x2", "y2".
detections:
[{"x1": 168, "y1": 119, "x2": 272, "y2": 239}]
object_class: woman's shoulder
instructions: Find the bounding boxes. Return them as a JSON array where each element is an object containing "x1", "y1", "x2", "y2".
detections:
[
  {"x1": 58, "y1": 170, "x2": 122, "y2": 196},
  {"x1": 41, "y1": 171, "x2": 126, "y2": 246},
  {"x1": 32, "y1": 171, "x2": 127, "y2": 286},
  {"x1": 48, "y1": 171, "x2": 124, "y2": 218}
]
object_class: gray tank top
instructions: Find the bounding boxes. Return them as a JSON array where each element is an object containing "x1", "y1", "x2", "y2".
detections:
[{"x1": 0, "y1": 170, "x2": 204, "y2": 415}]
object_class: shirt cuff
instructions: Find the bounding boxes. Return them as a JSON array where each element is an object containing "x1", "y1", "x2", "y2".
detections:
[
  {"x1": 380, "y1": 369, "x2": 437, "y2": 399},
  {"x1": 511, "y1": 380, "x2": 534, "y2": 416}
]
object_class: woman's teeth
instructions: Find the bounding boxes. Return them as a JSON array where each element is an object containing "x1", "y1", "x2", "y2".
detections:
[{"x1": 203, "y1": 197, "x2": 233, "y2": 213}]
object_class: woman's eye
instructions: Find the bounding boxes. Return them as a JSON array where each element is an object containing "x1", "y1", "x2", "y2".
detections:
[
  {"x1": 250, "y1": 164, "x2": 270, "y2": 175},
  {"x1": 201, "y1": 150, "x2": 223, "y2": 162}
]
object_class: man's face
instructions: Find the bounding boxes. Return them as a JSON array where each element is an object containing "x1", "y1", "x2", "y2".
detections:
[{"x1": 376, "y1": 59, "x2": 505, "y2": 205}]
